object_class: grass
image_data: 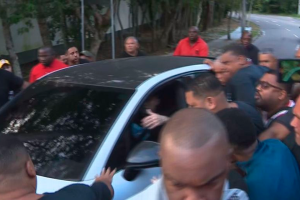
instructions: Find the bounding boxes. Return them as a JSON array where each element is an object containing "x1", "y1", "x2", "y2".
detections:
[{"x1": 249, "y1": 21, "x2": 261, "y2": 39}]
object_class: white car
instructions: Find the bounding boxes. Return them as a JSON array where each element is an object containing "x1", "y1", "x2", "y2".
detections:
[{"x1": 0, "y1": 56, "x2": 210, "y2": 199}]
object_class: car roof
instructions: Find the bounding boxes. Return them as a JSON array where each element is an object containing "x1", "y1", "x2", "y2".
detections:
[{"x1": 42, "y1": 56, "x2": 206, "y2": 89}]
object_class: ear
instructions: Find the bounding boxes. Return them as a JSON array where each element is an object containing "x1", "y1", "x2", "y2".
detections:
[
  {"x1": 26, "y1": 160, "x2": 36, "y2": 178},
  {"x1": 237, "y1": 55, "x2": 246, "y2": 64},
  {"x1": 205, "y1": 97, "x2": 217, "y2": 111},
  {"x1": 278, "y1": 90, "x2": 287, "y2": 100}
]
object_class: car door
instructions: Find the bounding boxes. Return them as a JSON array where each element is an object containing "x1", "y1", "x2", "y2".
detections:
[{"x1": 102, "y1": 66, "x2": 210, "y2": 199}]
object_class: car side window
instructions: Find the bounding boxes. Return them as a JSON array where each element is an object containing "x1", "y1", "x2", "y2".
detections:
[
  {"x1": 106, "y1": 78, "x2": 189, "y2": 170},
  {"x1": 0, "y1": 85, "x2": 133, "y2": 181}
]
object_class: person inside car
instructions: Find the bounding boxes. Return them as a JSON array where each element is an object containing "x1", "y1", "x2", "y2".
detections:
[
  {"x1": 128, "y1": 109, "x2": 248, "y2": 200},
  {"x1": 185, "y1": 73, "x2": 264, "y2": 135},
  {"x1": 0, "y1": 135, "x2": 115, "y2": 200},
  {"x1": 217, "y1": 108, "x2": 300, "y2": 200}
]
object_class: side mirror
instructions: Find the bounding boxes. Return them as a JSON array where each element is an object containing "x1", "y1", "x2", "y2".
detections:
[{"x1": 123, "y1": 141, "x2": 160, "y2": 181}]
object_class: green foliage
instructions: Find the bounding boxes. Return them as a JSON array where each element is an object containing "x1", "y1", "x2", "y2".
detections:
[{"x1": 254, "y1": 0, "x2": 298, "y2": 14}]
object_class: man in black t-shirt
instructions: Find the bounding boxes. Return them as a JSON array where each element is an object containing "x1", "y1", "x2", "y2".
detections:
[
  {"x1": 120, "y1": 37, "x2": 147, "y2": 58},
  {"x1": 257, "y1": 71, "x2": 300, "y2": 167},
  {"x1": 241, "y1": 31, "x2": 259, "y2": 65},
  {"x1": 216, "y1": 44, "x2": 269, "y2": 106},
  {"x1": 185, "y1": 73, "x2": 264, "y2": 135},
  {"x1": 0, "y1": 135, "x2": 114, "y2": 200},
  {"x1": 0, "y1": 68, "x2": 29, "y2": 108}
]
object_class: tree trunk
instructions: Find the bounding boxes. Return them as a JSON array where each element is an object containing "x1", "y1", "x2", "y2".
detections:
[
  {"x1": 208, "y1": 0, "x2": 215, "y2": 27},
  {"x1": 117, "y1": 0, "x2": 124, "y2": 49},
  {"x1": 202, "y1": 1, "x2": 209, "y2": 31},
  {"x1": 247, "y1": 0, "x2": 254, "y2": 26},
  {"x1": 2, "y1": 21, "x2": 22, "y2": 77},
  {"x1": 227, "y1": 11, "x2": 232, "y2": 40},
  {"x1": 160, "y1": 0, "x2": 184, "y2": 46},
  {"x1": 196, "y1": 1, "x2": 203, "y2": 27},
  {"x1": 59, "y1": 7, "x2": 69, "y2": 48},
  {"x1": 37, "y1": 18, "x2": 52, "y2": 46}
]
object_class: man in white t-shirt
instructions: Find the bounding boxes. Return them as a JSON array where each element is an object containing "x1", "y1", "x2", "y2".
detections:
[{"x1": 128, "y1": 109, "x2": 248, "y2": 200}]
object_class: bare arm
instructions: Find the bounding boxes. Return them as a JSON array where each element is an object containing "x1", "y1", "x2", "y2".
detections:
[
  {"x1": 259, "y1": 122, "x2": 290, "y2": 141},
  {"x1": 22, "y1": 81, "x2": 30, "y2": 90}
]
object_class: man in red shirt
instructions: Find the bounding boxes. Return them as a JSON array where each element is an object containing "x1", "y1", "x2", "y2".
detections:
[
  {"x1": 30, "y1": 47, "x2": 68, "y2": 83},
  {"x1": 173, "y1": 26, "x2": 209, "y2": 57}
]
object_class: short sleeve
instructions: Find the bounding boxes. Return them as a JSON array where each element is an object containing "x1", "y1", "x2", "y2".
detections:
[{"x1": 275, "y1": 109, "x2": 294, "y2": 133}]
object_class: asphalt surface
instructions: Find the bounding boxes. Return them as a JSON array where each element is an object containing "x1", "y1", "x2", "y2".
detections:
[{"x1": 250, "y1": 14, "x2": 300, "y2": 59}]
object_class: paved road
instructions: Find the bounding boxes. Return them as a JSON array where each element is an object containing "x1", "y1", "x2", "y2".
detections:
[{"x1": 250, "y1": 14, "x2": 300, "y2": 58}]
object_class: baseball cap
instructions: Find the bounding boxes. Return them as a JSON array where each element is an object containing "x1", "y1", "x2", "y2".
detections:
[
  {"x1": 0, "y1": 59, "x2": 10, "y2": 69},
  {"x1": 80, "y1": 50, "x2": 94, "y2": 58}
]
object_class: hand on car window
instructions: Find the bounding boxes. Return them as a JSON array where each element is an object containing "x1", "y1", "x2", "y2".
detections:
[
  {"x1": 95, "y1": 168, "x2": 116, "y2": 198},
  {"x1": 141, "y1": 109, "x2": 169, "y2": 130}
]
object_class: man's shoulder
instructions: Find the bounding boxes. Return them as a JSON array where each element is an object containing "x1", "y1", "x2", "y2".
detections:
[
  {"x1": 250, "y1": 44, "x2": 259, "y2": 51},
  {"x1": 261, "y1": 139, "x2": 291, "y2": 154},
  {"x1": 178, "y1": 37, "x2": 189, "y2": 44},
  {"x1": 198, "y1": 37, "x2": 208, "y2": 45},
  {"x1": 31, "y1": 63, "x2": 43, "y2": 73},
  {"x1": 79, "y1": 59, "x2": 89, "y2": 64},
  {"x1": 53, "y1": 59, "x2": 68, "y2": 67}
]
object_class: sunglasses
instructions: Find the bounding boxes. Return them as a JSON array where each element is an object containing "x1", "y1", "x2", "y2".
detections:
[{"x1": 256, "y1": 81, "x2": 283, "y2": 90}]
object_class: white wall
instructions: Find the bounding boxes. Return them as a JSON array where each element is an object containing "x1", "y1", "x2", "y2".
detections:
[
  {"x1": 0, "y1": 19, "x2": 44, "y2": 55},
  {"x1": 0, "y1": 0, "x2": 154, "y2": 55}
]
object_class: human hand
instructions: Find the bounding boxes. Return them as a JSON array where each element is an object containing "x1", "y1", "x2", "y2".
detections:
[
  {"x1": 151, "y1": 176, "x2": 162, "y2": 184},
  {"x1": 141, "y1": 110, "x2": 169, "y2": 129},
  {"x1": 95, "y1": 168, "x2": 116, "y2": 198},
  {"x1": 203, "y1": 59, "x2": 214, "y2": 67}
]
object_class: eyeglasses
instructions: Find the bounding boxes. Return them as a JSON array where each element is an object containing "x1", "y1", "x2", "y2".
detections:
[{"x1": 256, "y1": 81, "x2": 283, "y2": 90}]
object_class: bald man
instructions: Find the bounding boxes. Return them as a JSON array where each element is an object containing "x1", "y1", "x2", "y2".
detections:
[
  {"x1": 259, "y1": 52, "x2": 277, "y2": 70},
  {"x1": 121, "y1": 37, "x2": 146, "y2": 58},
  {"x1": 174, "y1": 26, "x2": 209, "y2": 57},
  {"x1": 30, "y1": 47, "x2": 68, "y2": 83},
  {"x1": 128, "y1": 109, "x2": 248, "y2": 200}
]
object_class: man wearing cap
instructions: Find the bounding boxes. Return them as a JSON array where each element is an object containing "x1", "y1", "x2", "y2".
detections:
[
  {"x1": 0, "y1": 59, "x2": 12, "y2": 72},
  {"x1": 0, "y1": 59, "x2": 29, "y2": 108},
  {"x1": 80, "y1": 50, "x2": 95, "y2": 62},
  {"x1": 30, "y1": 47, "x2": 68, "y2": 83}
]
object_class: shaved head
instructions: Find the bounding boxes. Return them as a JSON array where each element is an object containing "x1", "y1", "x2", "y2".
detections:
[
  {"x1": 160, "y1": 108, "x2": 231, "y2": 199},
  {"x1": 189, "y1": 26, "x2": 199, "y2": 32},
  {"x1": 160, "y1": 108, "x2": 228, "y2": 149}
]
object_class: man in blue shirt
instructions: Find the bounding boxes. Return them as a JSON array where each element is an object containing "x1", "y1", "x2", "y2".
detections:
[{"x1": 217, "y1": 108, "x2": 300, "y2": 200}]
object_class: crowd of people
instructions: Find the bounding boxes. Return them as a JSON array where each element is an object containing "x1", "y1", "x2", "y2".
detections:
[{"x1": 2, "y1": 26, "x2": 300, "y2": 200}]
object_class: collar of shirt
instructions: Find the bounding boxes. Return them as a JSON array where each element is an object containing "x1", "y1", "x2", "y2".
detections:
[{"x1": 265, "y1": 100, "x2": 295, "y2": 127}]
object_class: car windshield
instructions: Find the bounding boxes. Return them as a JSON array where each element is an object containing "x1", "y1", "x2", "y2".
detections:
[{"x1": 0, "y1": 83, "x2": 133, "y2": 181}]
